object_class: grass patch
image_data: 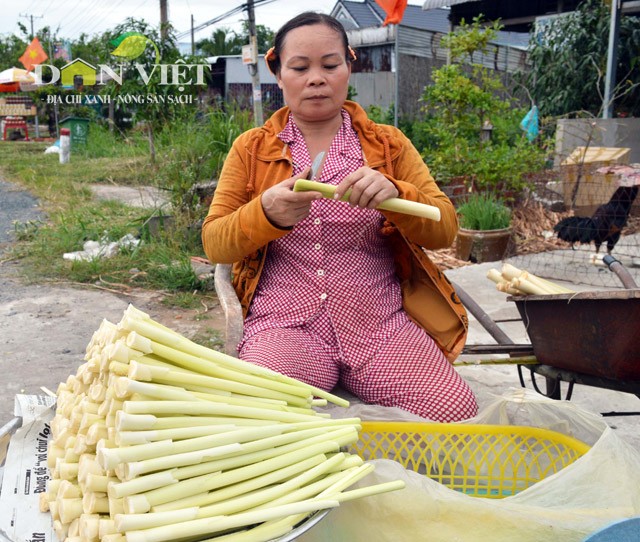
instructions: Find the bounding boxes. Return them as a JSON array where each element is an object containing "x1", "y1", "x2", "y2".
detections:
[
  {"x1": 189, "y1": 327, "x2": 225, "y2": 351},
  {"x1": 0, "y1": 109, "x2": 248, "y2": 294},
  {"x1": 159, "y1": 291, "x2": 219, "y2": 313},
  {"x1": 457, "y1": 193, "x2": 512, "y2": 231},
  {"x1": 0, "y1": 131, "x2": 204, "y2": 292}
]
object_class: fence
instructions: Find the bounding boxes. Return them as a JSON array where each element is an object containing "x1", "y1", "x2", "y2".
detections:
[{"x1": 508, "y1": 169, "x2": 640, "y2": 289}]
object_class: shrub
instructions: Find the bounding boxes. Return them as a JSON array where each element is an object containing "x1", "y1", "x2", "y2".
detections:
[
  {"x1": 154, "y1": 107, "x2": 252, "y2": 214},
  {"x1": 417, "y1": 17, "x2": 549, "y2": 193}
]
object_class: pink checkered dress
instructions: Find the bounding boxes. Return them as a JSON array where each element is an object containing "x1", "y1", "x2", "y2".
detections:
[{"x1": 239, "y1": 110, "x2": 477, "y2": 422}]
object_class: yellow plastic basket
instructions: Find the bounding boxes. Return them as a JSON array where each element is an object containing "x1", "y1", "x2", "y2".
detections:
[{"x1": 351, "y1": 421, "x2": 591, "y2": 499}]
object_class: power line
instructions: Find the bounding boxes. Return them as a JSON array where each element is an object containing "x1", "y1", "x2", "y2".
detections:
[
  {"x1": 19, "y1": 12, "x2": 43, "y2": 39},
  {"x1": 22, "y1": 0, "x2": 40, "y2": 16},
  {"x1": 40, "y1": 0, "x2": 59, "y2": 20},
  {"x1": 51, "y1": 0, "x2": 86, "y2": 36},
  {"x1": 175, "y1": 5, "x2": 245, "y2": 39},
  {"x1": 78, "y1": 0, "x2": 154, "y2": 39},
  {"x1": 174, "y1": 0, "x2": 276, "y2": 40},
  {"x1": 58, "y1": 0, "x2": 106, "y2": 37},
  {"x1": 81, "y1": 0, "x2": 132, "y2": 37}
]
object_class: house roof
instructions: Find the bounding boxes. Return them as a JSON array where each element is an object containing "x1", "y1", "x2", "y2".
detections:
[
  {"x1": 332, "y1": 0, "x2": 529, "y2": 49},
  {"x1": 335, "y1": 0, "x2": 384, "y2": 28},
  {"x1": 424, "y1": 0, "x2": 640, "y2": 32},
  {"x1": 61, "y1": 58, "x2": 97, "y2": 71},
  {"x1": 334, "y1": 0, "x2": 452, "y2": 32}
]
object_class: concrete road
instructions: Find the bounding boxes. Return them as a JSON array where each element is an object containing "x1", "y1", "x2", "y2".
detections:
[{"x1": 0, "y1": 179, "x2": 43, "y2": 244}]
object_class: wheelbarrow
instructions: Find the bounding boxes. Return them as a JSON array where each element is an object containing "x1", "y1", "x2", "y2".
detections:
[{"x1": 452, "y1": 255, "x2": 640, "y2": 411}]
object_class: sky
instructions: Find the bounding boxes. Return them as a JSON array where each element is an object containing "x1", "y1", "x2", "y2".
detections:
[{"x1": 0, "y1": 0, "x2": 341, "y2": 44}]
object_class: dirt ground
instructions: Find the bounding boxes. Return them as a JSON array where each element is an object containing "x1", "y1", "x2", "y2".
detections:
[{"x1": 0, "y1": 257, "x2": 226, "y2": 428}]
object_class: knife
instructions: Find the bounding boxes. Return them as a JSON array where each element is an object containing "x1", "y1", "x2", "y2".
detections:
[{"x1": 308, "y1": 151, "x2": 326, "y2": 180}]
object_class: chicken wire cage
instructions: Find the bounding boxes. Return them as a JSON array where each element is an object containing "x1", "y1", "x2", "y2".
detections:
[
  {"x1": 508, "y1": 155, "x2": 640, "y2": 289},
  {"x1": 350, "y1": 421, "x2": 591, "y2": 498}
]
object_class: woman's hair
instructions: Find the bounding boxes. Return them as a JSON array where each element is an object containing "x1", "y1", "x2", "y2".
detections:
[{"x1": 265, "y1": 12, "x2": 352, "y2": 75}]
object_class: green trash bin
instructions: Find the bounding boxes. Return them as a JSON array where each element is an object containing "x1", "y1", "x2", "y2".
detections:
[{"x1": 59, "y1": 116, "x2": 90, "y2": 148}]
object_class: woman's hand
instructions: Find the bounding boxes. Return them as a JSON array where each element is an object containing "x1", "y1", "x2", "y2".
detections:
[
  {"x1": 334, "y1": 167, "x2": 399, "y2": 209},
  {"x1": 261, "y1": 167, "x2": 321, "y2": 228}
]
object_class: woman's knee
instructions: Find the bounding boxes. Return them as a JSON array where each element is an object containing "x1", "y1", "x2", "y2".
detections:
[
  {"x1": 239, "y1": 328, "x2": 339, "y2": 391},
  {"x1": 408, "y1": 381, "x2": 478, "y2": 422}
]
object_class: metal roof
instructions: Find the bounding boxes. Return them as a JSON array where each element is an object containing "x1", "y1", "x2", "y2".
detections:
[
  {"x1": 492, "y1": 31, "x2": 530, "y2": 50},
  {"x1": 336, "y1": 0, "x2": 452, "y2": 32},
  {"x1": 425, "y1": 0, "x2": 640, "y2": 32},
  {"x1": 333, "y1": 1, "x2": 528, "y2": 48},
  {"x1": 338, "y1": 0, "x2": 384, "y2": 28}
]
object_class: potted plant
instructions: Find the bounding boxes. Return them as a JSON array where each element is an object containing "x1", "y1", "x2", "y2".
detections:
[{"x1": 455, "y1": 192, "x2": 512, "y2": 263}]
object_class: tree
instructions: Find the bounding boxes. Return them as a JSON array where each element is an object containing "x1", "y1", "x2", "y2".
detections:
[
  {"x1": 72, "y1": 32, "x2": 115, "y2": 66},
  {"x1": 525, "y1": 0, "x2": 640, "y2": 118},
  {"x1": 418, "y1": 17, "x2": 548, "y2": 193},
  {"x1": 197, "y1": 28, "x2": 243, "y2": 56},
  {"x1": 243, "y1": 23, "x2": 275, "y2": 54},
  {"x1": 196, "y1": 23, "x2": 274, "y2": 57},
  {"x1": 98, "y1": 18, "x2": 203, "y2": 160},
  {"x1": 0, "y1": 33, "x2": 28, "y2": 69}
]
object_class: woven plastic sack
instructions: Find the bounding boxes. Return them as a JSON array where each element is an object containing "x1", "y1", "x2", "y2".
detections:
[{"x1": 304, "y1": 389, "x2": 640, "y2": 542}]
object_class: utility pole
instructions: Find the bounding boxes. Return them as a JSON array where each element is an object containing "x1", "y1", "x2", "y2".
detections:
[
  {"x1": 603, "y1": 0, "x2": 621, "y2": 119},
  {"x1": 19, "y1": 13, "x2": 43, "y2": 39},
  {"x1": 246, "y1": 0, "x2": 264, "y2": 126},
  {"x1": 46, "y1": 38, "x2": 58, "y2": 139},
  {"x1": 393, "y1": 23, "x2": 399, "y2": 128},
  {"x1": 160, "y1": 0, "x2": 168, "y2": 40},
  {"x1": 191, "y1": 14, "x2": 195, "y2": 55}
]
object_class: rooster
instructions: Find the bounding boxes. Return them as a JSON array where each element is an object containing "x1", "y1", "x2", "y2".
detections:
[{"x1": 554, "y1": 183, "x2": 638, "y2": 254}]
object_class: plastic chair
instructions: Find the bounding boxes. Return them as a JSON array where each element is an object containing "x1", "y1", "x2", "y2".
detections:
[
  {"x1": 213, "y1": 263, "x2": 243, "y2": 357},
  {"x1": 582, "y1": 518, "x2": 640, "y2": 541}
]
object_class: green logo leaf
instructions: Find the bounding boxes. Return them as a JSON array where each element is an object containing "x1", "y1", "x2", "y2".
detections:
[
  {"x1": 110, "y1": 33, "x2": 160, "y2": 63},
  {"x1": 111, "y1": 31, "x2": 140, "y2": 48}
]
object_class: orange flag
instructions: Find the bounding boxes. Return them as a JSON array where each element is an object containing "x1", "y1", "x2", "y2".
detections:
[
  {"x1": 374, "y1": 0, "x2": 408, "y2": 25},
  {"x1": 19, "y1": 37, "x2": 48, "y2": 72}
]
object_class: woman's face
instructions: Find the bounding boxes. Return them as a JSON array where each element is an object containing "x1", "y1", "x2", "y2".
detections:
[{"x1": 276, "y1": 24, "x2": 351, "y2": 123}]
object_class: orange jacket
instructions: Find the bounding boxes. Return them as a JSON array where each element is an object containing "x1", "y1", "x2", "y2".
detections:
[{"x1": 202, "y1": 101, "x2": 468, "y2": 361}]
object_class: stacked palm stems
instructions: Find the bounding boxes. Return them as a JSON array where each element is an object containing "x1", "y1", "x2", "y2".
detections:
[
  {"x1": 487, "y1": 264, "x2": 575, "y2": 295},
  {"x1": 42, "y1": 305, "x2": 404, "y2": 542}
]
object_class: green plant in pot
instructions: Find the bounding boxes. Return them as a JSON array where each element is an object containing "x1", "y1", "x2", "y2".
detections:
[{"x1": 455, "y1": 193, "x2": 512, "y2": 263}]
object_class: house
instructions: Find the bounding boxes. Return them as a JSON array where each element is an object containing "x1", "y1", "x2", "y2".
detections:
[
  {"x1": 207, "y1": 55, "x2": 282, "y2": 114},
  {"x1": 331, "y1": 0, "x2": 529, "y2": 118}
]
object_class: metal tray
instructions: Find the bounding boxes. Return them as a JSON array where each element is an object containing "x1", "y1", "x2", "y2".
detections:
[{"x1": 510, "y1": 289, "x2": 640, "y2": 380}]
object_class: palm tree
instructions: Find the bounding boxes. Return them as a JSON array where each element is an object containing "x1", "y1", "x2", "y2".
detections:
[{"x1": 196, "y1": 28, "x2": 242, "y2": 56}]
